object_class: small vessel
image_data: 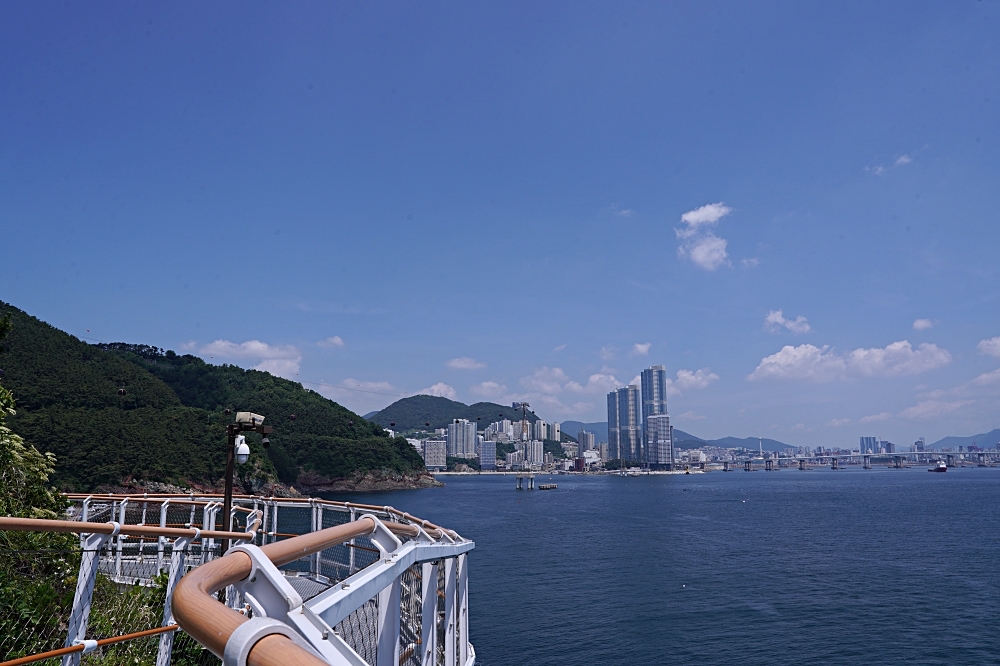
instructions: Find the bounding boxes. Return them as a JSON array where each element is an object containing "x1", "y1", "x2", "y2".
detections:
[
  {"x1": 539, "y1": 483, "x2": 558, "y2": 490},
  {"x1": 929, "y1": 460, "x2": 947, "y2": 472}
]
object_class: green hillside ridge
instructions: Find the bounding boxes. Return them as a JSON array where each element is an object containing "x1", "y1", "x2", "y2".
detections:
[
  {"x1": 369, "y1": 395, "x2": 541, "y2": 432},
  {"x1": 0, "y1": 301, "x2": 427, "y2": 492}
]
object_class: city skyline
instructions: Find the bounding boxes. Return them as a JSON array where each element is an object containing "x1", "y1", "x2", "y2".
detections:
[{"x1": 2, "y1": 4, "x2": 999, "y2": 447}]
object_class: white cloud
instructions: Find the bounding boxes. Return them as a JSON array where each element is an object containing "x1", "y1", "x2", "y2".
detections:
[
  {"x1": 318, "y1": 335, "x2": 345, "y2": 347},
  {"x1": 765, "y1": 309, "x2": 811, "y2": 334},
  {"x1": 827, "y1": 418, "x2": 851, "y2": 427},
  {"x1": 977, "y1": 336, "x2": 1000, "y2": 358},
  {"x1": 860, "y1": 412, "x2": 893, "y2": 423},
  {"x1": 677, "y1": 202, "x2": 732, "y2": 238},
  {"x1": 565, "y1": 373, "x2": 623, "y2": 395},
  {"x1": 598, "y1": 345, "x2": 616, "y2": 361},
  {"x1": 749, "y1": 340, "x2": 951, "y2": 382},
  {"x1": 741, "y1": 257, "x2": 760, "y2": 268},
  {"x1": 971, "y1": 368, "x2": 1000, "y2": 386},
  {"x1": 680, "y1": 234, "x2": 729, "y2": 271},
  {"x1": 447, "y1": 356, "x2": 486, "y2": 370},
  {"x1": 676, "y1": 410, "x2": 706, "y2": 420},
  {"x1": 552, "y1": 344, "x2": 567, "y2": 353},
  {"x1": 895, "y1": 154, "x2": 912, "y2": 165},
  {"x1": 912, "y1": 319, "x2": 933, "y2": 331},
  {"x1": 898, "y1": 400, "x2": 971, "y2": 420},
  {"x1": 846, "y1": 341, "x2": 951, "y2": 377},
  {"x1": 418, "y1": 383, "x2": 457, "y2": 400},
  {"x1": 471, "y1": 381, "x2": 507, "y2": 399},
  {"x1": 199, "y1": 339, "x2": 302, "y2": 379},
  {"x1": 872, "y1": 165, "x2": 886, "y2": 176},
  {"x1": 617, "y1": 209, "x2": 634, "y2": 217},
  {"x1": 748, "y1": 344, "x2": 846, "y2": 382},
  {"x1": 672, "y1": 368, "x2": 720, "y2": 391},
  {"x1": 631, "y1": 342, "x2": 651, "y2": 356},
  {"x1": 675, "y1": 202, "x2": 733, "y2": 271},
  {"x1": 180, "y1": 340, "x2": 197, "y2": 351},
  {"x1": 520, "y1": 367, "x2": 573, "y2": 394}
]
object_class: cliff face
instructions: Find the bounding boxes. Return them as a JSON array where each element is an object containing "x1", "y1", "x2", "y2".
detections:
[{"x1": 295, "y1": 469, "x2": 443, "y2": 493}]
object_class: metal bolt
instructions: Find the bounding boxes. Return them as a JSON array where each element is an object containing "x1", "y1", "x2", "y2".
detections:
[
  {"x1": 250, "y1": 576, "x2": 256, "y2": 583},
  {"x1": 342, "y1": 583, "x2": 350, "y2": 589}
]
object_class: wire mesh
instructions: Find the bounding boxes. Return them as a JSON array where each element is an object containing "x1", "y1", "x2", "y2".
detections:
[
  {"x1": 334, "y1": 595, "x2": 379, "y2": 665},
  {"x1": 398, "y1": 565, "x2": 422, "y2": 666},
  {"x1": 0, "y1": 548, "x2": 80, "y2": 662}
]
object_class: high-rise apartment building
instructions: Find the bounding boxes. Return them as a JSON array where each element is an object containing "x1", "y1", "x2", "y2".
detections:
[
  {"x1": 447, "y1": 419, "x2": 478, "y2": 456},
  {"x1": 422, "y1": 439, "x2": 447, "y2": 470},
  {"x1": 525, "y1": 440, "x2": 544, "y2": 465},
  {"x1": 641, "y1": 365, "x2": 670, "y2": 465},
  {"x1": 577, "y1": 429, "x2": 595, "y2": 457},
  {"x1": 550, "y1": 422, "x2": 560, "y2": 442},
  {"x1": 860, "y1": 436, "x2": 877, "y2": 454},
  {"x1": 646, "y1": 414, "x2": 673, "y2": 469},
  {"x1": 534, "y1": 420, "x2": 548, "y2": 441},
  {"x1": 478, "y1": 440, "x2": 496, "y2": 471},
  {"x1": 607, "y1": 385, "x2": 642, "y2": 461}
]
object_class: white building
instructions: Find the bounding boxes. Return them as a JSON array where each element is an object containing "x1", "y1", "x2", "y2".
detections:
[
  {"x1": 525, "y1": 440, "x2": 544, "y2": 465},
  {"x1": 577, "y1": 430, "x2": 595, "y2": 457},
  {"x1": 422, "y1": 439, "x2": 447, "y2": 470},
  {"x1": 550, "y1": 422, "x2": 560, "y2": 442},
  {"x1": 646, "y1": 414, "x2": 673, "y2": 469},
  {"x1": 447, "y1": 419, "x2": 478, "y2": 456},
  {"x1": 534, "y1": 420, "x2": 548, "y2": 441},
  {"x1": 406, "y1": 438, "x2": 422, "y2": 452}
]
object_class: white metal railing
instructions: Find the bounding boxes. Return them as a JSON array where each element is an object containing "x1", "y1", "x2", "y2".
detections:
[{"x1": 1, "y1": 494, "x2": 475, "y2": 666}]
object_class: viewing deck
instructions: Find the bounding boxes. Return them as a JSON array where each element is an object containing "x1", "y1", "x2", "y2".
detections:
[{"x1": 0, "y1": 493, "x2": 475, "y2": 666}]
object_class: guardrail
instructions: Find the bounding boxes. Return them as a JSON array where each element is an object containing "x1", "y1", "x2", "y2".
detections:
[{"x1": 1, "y1": 494, "x2": 474, "y2": 666}]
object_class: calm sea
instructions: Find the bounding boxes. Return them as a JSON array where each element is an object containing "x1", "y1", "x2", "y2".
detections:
[{"x1": 326, "y1": 467, "x2": 1000, "y2": 666}]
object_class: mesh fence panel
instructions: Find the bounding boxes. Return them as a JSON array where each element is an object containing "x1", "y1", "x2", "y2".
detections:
[
  {"x1": 334, "y1": 596, "x2": 379, "y2": 665},
  {"x1": 0, "y1": 548, "x2": 79, "y2": 661},
  {"x1": 398, "y1": 565, "x2": 422, "y2": 666}
]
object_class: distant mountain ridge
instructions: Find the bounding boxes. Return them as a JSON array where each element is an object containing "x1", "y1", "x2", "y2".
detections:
[
  {"x1": 368, "y1": 395, "x2": 539, "y2": 432},
  {"x1": 559, "y1": 421, "x2": 790, "y2": 451},
  {"x1": 929, "y1": 429, "x2": 1000, "y2": 450}
]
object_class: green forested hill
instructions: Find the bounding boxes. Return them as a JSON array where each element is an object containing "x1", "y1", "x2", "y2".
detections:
[
  {"x1": 369, "y1": 395, "x2": 539, "y2": 432},
  {"x1": 0, "y1": 302, "x2": 425, "y2": 491}
]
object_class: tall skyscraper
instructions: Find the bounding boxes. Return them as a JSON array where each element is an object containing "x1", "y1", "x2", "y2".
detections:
[
  {"x1": 641, "y1": 365, "x2": 669, "y2": 423},
  {"x1": 478, "y1": 440, "x2": 496, "y2": 470},
  {"x1": 607, "y1": 385, "x2": 642, "y2": 461},
  {"x1": 534, "y1": 420, "x2": 548, "y2": 441},
  {"x1": 578, "y1": 430, "x2": 595, "y2": 457},
  {"x1": 860, "y1": 436, "x2": 877, "y2": 454},
  {"x1": 550, "y1": 422, "x2": 560, "y2": 442},
  {"x1": 607, "y1": 391, "x2": 620, "y2": 459},
  {"x1": 447, "y1": 419, "x2": 478, "y2": 456},
  {"x1": 646, "y1": 414, "x2": 673, "y2": 469}
]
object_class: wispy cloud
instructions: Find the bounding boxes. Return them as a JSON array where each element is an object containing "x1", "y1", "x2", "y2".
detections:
[
  {"x1": 617, "y1": 208, "x2": 635, "y2": 217},
  {"x1": 471, "y1": 381, "x2": 507, "y2": 399},
  {"x1": 977, "y1": 336, "x2": 1000, "y2": 358},
  {"x1": 868, "y1": 154, "x2": 913, "y2": 176},
  {"x1": 827, "y1": 418, "x2": 851, "y2": 427},
  {"x1": 912, "y1": 319, "x2": 934, "y2": 331},
  {"x1": 552, "y1": 344, "x2": 567, "y2": 353},
  {"x1": 417, "y1": 382, "x2": 457, "y2": 400},
  {"x1": 748, "y1": 340, "x2": 952, "y2": 382},
  {"x1": 598, "y1": 345, "x2": 616, "y2": 361},
  {"x1": 675, "y1": 202, "x2": 732, "y2": 271},
  {"x1": 898, "y1": 399, "x2": 971, "y2": 420},
  {"x1": 447, "y1": 356, "x2": 486, "y2": 370},
  {"x1": 860, "y1": 412, "x2": 893, "y2": 423},
  {"x1": 670, "y1": 368, "x2": 720, "y2": 394},
  {"x1": 631, "y1": 342, "x2": 651, "y2": 356},
  {"x1": 676, "y1": 410, "x2": 706, "y2": 420},
  {"x1": 741, "y1": 257, "x2": 760, "y2": 268},
  {"x1": 765, "y1": 309, "x2": 811, "y2": 334},
  {"x1": 199, "y1": 339, "x2": 302, "y2": 379},
  {"x1": 318, "y1": 335, "x2": 345, "y2": 347},
  {"x1": 895, "y1": 154, "x2": 912, "y2": 165}
]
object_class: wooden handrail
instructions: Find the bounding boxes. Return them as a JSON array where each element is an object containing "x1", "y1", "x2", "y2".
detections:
[
  {"x1": 0, "y1": 517, "x2": 254, "y2": 541},
  {"x1": 0, "y1": 625, "x2": 178, "y2": 666},
  {"x1": 171, "y1": 517, "x2": 379, "y2": 666}
]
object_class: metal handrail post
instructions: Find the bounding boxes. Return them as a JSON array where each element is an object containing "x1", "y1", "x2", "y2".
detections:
[
  {"x1": 420, "y1": 561, "x2": 438, "y2": 666},
  {"x1": 375, "y1": 562, "x2": 401, "y2": 666},
  {"x1": 457, "y1": 554, "x2": 469, "y2": 666},
  {"x1": 157, "y1": 500, "x2": 170, "y2": 573},
  {"x1": 311, "y1": 500, "x2": 321, "y2": 576},
  {"x1": 443, "y1": 557, "x2": 456, "y2": 666},
  {"x1": 155, "y1": 535, "x2": 192, "y2": 666},
  {"x1": 61, "y1": 529, "x2": 115, "y2": 666},
  {"x1": 348, "y1": 507, "x2": 356, "y2": 575},
  {"x1": 114, "y1": 499, "x2": 128, "y2": 579}
]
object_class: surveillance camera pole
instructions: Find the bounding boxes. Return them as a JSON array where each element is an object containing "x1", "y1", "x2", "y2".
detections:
[{"x1": 222, "y1": 420, "x2": 273, "y2": 554}]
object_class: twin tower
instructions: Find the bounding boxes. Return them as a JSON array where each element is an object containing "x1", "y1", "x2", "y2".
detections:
[{"x1": 607, "y1": 365, "x2": 674, "y2": 468}]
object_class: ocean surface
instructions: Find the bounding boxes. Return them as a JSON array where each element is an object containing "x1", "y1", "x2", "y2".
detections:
[{"x1": 327, "y1": 467, "x2": 1000, "y2": 666}]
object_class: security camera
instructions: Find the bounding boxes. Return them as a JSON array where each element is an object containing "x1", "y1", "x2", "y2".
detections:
[
  {"x1": 236, "y1": 412, "x2": 265, "y2": 426},
  {"x1": 235, "y1": 435, "x2": 250, "y2": 464}
]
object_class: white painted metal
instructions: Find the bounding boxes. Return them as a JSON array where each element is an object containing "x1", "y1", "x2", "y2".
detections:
[
  {"x1": 62, "y1": 527, "x2": 117, "y2": 666},
  {"x1": 443, "y1": 556, "x2": 456, "y2": 666},
  {"x1": 156, "y1": 535, "x2": 192, "y2": 666},
  {"x1": 457, "y1": 553, "x2": 469, "y2": 666},
  {"x1": 420, "y1": 561, "x2": 438, "y2": 666}
]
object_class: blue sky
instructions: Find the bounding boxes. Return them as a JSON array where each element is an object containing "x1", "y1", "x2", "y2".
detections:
[{"x1": 2, "y1": 2, "x2": 999, "y2": 446}]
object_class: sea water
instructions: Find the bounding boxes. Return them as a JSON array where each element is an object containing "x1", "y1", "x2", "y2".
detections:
[{"x1": 326, "y1": 467, "x2": 1000, "y2": 665}]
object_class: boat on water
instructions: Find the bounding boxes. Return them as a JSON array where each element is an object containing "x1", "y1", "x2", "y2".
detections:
[{"x1": 929, "y1": 460, "x2": 947, "y2": 472}]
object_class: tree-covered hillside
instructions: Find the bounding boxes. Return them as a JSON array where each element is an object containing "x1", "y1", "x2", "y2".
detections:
[
  {"x1": 369, "y1": 395, "x2": 539, "y2": 432},
  {"x1": 0, "y1": 302, "x2": 425, "y2": 491}
]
